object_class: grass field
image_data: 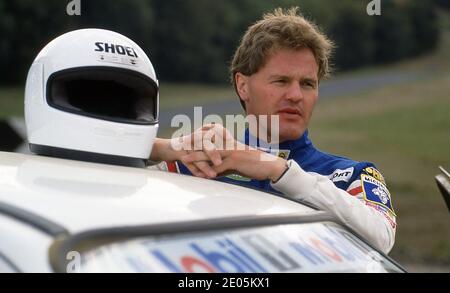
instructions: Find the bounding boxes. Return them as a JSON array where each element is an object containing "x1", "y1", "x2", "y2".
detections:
[
  {"x1": 0, "y1": 88, "x2": 24, "y2": 118},
  {"x1": 1, "y1": 26, "x2": 449, "y2": 270},
  {"x1": 308, "y1": 33, "x2": 450, "y2": 267}
]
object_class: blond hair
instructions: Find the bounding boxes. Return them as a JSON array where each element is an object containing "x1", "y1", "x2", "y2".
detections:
[{"x1": 230, "y1": 7, "x2": 334, "y2": 109}]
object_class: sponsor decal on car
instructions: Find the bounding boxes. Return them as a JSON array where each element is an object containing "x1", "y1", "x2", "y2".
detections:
[{"x1": 78, "y1": 223, "x2": 389, "y2": 273}]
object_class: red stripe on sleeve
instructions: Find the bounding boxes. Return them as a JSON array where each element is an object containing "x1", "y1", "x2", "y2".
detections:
[
  {"x1": 166, "y1": 161, "x2": 179, "y2": 173},
  {"x1": 348, "y1": 186, "x2": 363, "y2": 196}
]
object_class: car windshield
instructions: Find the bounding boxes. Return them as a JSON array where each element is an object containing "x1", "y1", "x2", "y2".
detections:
[{"x1": 74, "y1": 222, "x2": 403, "y2": 273}]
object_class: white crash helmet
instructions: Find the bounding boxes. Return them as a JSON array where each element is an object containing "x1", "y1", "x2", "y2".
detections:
[{"x1": 25, "y1": 29, "x2": 159, "y2": 167}]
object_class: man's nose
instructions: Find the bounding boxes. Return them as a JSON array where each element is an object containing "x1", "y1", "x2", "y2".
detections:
[{"x1": 286, "y1": 82, "x2": 304, "y2": 102}]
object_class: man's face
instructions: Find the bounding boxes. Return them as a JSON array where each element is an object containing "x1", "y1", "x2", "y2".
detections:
[{"x1": 236, "y1": 47, "x2": 319, "y2": 143}]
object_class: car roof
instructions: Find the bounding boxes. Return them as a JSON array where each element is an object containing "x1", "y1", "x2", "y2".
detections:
[{"x1": 0, "y1": 152, "x2": 318, "y2": 235}]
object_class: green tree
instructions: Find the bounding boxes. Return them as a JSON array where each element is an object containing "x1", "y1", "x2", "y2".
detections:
[
  {"x1": 150, "y1": 0, "x2": 241, "y2": 83},
  {"x1": 69, "y1": 0, "x2": 154, "y2": 56},
  {"x1": 329, "y1": 0, "x2": 376, "y2": 70},
  {"x1": 0, "y1": 0, "x2": 69, "y2": 85},
  {"x1": 407, "y1": 0, "x2": 440, "y2": 56},
  {"x1": 435, "y1": 0, "x2": 450, "y2": 10},
  {"x1": 0, "y1": 0, "x2": 442, "y2": 85},
  {"x1": 373, "y1": 0, "x2": 415, "y2": 63}
]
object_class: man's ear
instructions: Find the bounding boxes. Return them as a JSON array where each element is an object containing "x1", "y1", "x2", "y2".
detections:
[{"x1": 235, "y1": 72, "x2": 250, "y2": 103}]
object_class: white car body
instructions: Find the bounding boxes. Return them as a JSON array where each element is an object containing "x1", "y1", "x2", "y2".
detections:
[{"x1": 0, "y1": 151, "x2": 405, "y2": 273}]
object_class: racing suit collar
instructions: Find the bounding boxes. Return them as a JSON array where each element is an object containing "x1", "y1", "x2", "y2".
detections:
[
  {"x1": 279, "y1": 130, "x2": 312, "y2": 151},
  {"x1": 243, "y1": 128, "x2": 312, "y2": 151}
]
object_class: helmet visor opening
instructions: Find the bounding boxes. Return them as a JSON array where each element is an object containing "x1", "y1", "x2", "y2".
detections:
[{"x1": 47, "y1": 67, "x2": 158, "y2": 125}]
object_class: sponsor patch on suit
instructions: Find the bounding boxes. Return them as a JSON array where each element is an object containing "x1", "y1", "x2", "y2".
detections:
[
  {"x1": 361, "y1": 174, "x2": 395, "y2": 216},
  {"x1": 329, "y1": 167, "x2": 354, "y2": 183}
]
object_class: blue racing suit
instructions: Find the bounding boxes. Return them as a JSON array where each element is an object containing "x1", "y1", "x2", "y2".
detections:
[{"x1": 163, "y1": 129, "x2": 397, "y2": 253}]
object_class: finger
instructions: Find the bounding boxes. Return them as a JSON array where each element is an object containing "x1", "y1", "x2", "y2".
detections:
[
  {"x1": 201, "y1": 124, "x2": 216, "y2": 131},
  {"x1": 202, "y1": 135, "x2": 222, "y2": 166},
  {"x1": 192, "y1": 129, "x2": 209, "y2": 151},
  {"x1": 211, "y1": 125, "x2": 237, "y2": 151},
  {"x1": 177, "y1": 134, "x2": 194, "y2": 152},
  {"x1": 170, "y1": 136, "x2": 185, "y2": 152},
  {"x1": 184, "y1": 162, "x2": 206, "y2": 178},
  {"x1": 181, "y1": 152, "x2": 209, "y2": 163},
  {"x1": 212, "y1": 157, "x2": 235, "y2": 176},
  {"x1": 194, "y1": 161, "x2": 217, "y2": 178},
  {"x1": 182, "y1": 150, "x2": 223, "y2": 167},
  {"x1": 182, "y1": 129, "x2": 209, "y2": 151},
  {"x1": 181, "y1": 154, "x2": 217, "y2": 178},
  {"x1": 202, "y1": 129, "x2": 217, "y2": 150},
  {"x1": 205, "y1": 148, "x2": 222, "y2": 166}
]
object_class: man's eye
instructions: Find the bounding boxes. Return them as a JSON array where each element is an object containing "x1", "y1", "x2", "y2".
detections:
[
  {"x1": 273, "y1": 80, "x2": 286, "y2": 84},
  {"x1": 302, "y1": 82, "x2": 316, "y2": 89}
]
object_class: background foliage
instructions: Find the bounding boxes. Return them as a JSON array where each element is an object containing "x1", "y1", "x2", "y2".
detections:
[{"x1": 0, "y1": 0, "x2": 444, "y2": 85}]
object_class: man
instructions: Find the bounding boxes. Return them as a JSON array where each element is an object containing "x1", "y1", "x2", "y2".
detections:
[{"x1": 150, "y1": 7, "x2": 396, "y2": 254}]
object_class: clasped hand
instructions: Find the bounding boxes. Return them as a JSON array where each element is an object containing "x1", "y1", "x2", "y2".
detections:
[{"x1": 167, "y1": 124, "x2": 288, "y2": 182}]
